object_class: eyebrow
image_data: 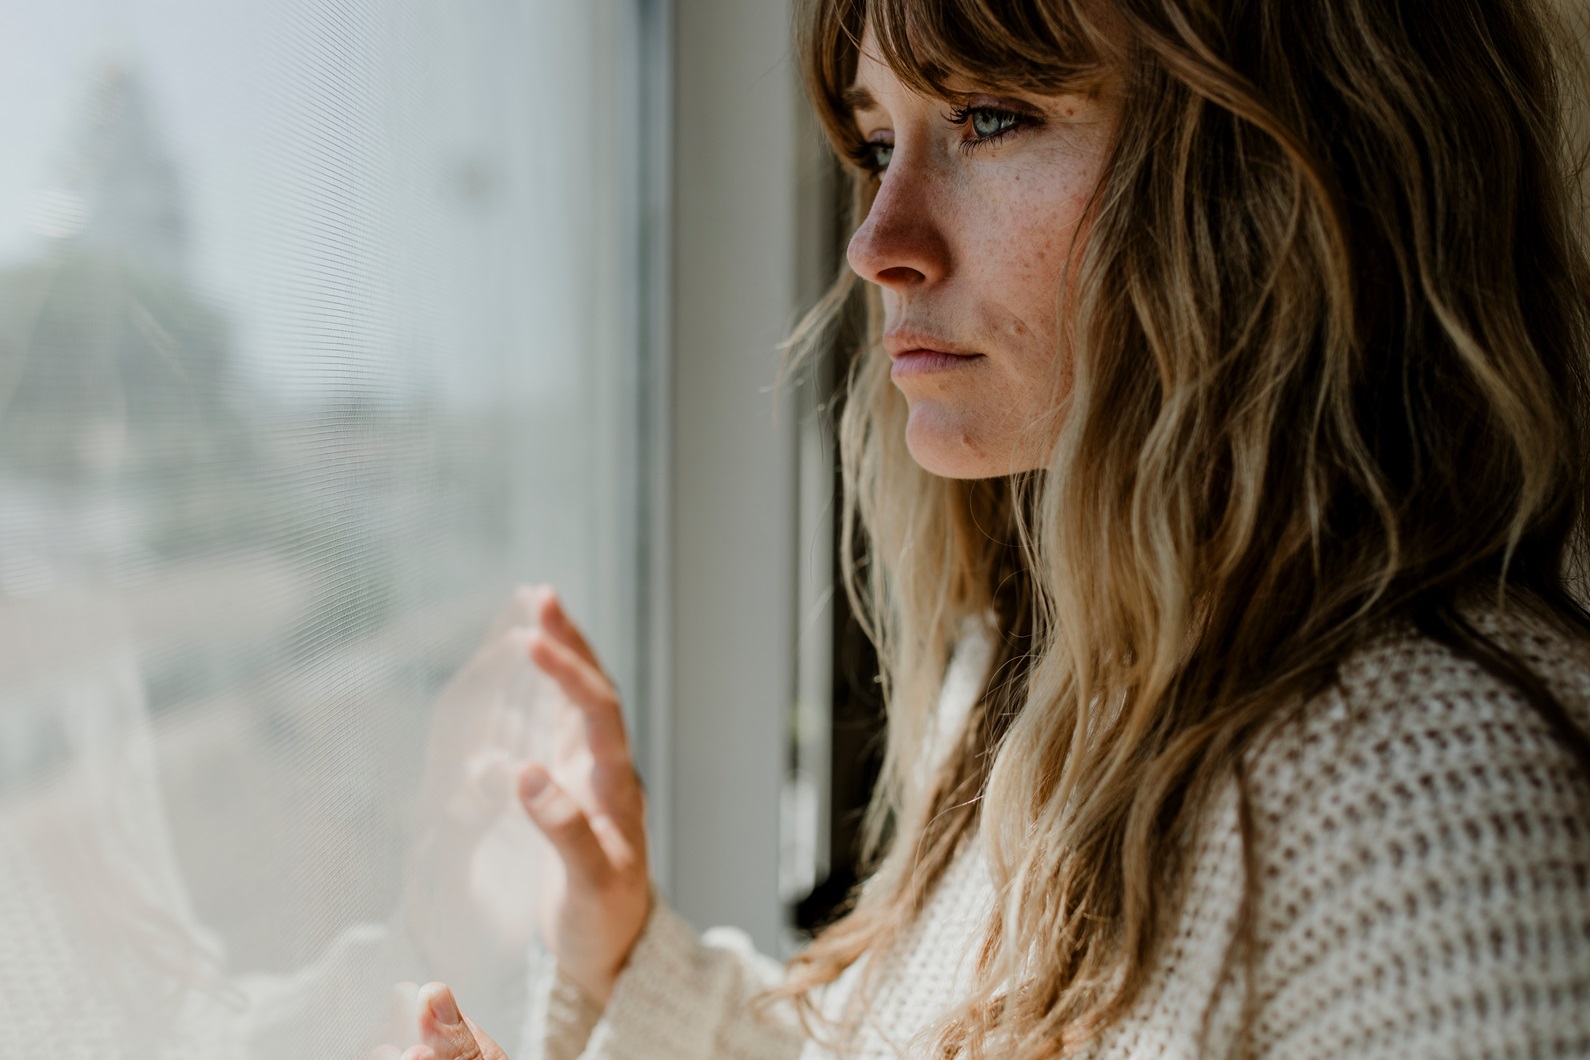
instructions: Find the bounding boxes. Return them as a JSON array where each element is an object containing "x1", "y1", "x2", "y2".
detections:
[{"x1": 841, "y1": 84, "x2": 878, "y2": 114}]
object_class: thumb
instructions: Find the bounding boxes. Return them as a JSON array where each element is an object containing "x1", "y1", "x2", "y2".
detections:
[
  {"x1": 406, "y1": 983, "x2": 507, "y2": 1060},
  {"x1": 463, "y1": 1016, "x2": 508, "y2": 1060}
]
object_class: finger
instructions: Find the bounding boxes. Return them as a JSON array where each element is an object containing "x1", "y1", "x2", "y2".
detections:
[
  {"x1": 463, "y1": 1016, "x2": 510, "y2": 1060},
  {"x1": 587, "y1": 801, "x2": 647, "y2": 867},
  {"x1": 528, "y1": 630, "x2": 629, "y2": 763},
  {"x1": 411, "y1": 986, "x2": 509, "y2": 1060},
  {"x1": 536, "y1": 588, "x2": 604, "y2": 672},
  {"x1": 414, "y1": 983, "x2": 487, "y2": 1060},
  {"x1": 517, "y1": 763, "x2": 621, "y2": 883}
]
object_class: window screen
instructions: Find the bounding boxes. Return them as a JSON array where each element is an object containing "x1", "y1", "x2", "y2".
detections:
[{"x1": 0, "y1": 1, "x2": 646, "y2": 1055}]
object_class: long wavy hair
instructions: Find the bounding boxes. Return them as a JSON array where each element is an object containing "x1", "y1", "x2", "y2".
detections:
[{"x1": 771, "y1": 0, "x2": 1590, "y2": 1055}]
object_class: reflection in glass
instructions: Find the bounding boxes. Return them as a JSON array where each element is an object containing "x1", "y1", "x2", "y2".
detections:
[{"x1": 0, "y1": 3, "x2": 640, "y2": 1056}]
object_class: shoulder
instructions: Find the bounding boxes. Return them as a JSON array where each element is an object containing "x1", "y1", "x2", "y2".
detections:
[
  {"x1": 1236, "y1": 605, "x2": 1590, "y2": 1057},
  {"x1": 1249, "y1": 604, "x2": 1590, "y2": 824}
]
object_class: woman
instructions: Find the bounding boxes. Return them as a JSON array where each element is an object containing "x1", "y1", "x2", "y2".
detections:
[{"x1": 402, "y1": 0, "x2": 1590, "y2": 1055}]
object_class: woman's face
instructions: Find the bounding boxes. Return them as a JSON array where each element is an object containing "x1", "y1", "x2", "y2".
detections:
[{"x1": 845, "y1": 26, "x2": 1119, "y2": 479}]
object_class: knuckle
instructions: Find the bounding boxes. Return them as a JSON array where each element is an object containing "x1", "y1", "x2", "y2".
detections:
[
  {"x1": 448, "y1": 1027, "x2": 485, "y2": 1060},
  {"x1": 591, "y1": 762, "x2": 640, "y2": 801}
]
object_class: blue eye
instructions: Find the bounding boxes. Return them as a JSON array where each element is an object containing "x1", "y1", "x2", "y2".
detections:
[
  {"x1": 850, "y1": 139, "x2": 894, "y2": 175},
  {"x1": 945, "y1": 103, "x2": 1035, "y2": 153},
  {"x1": 968, "y1": 109, "x2": 1019, "y2": 138},
  {"x1": 846, "y1": 102, "x2": 1033, "y2": 177}
]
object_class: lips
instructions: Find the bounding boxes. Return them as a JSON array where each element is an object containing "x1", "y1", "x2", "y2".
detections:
[
  {"x1": 889, "y1": 349, "x2": 982, "y2": 378},
  {"x1": 884, "y1": 329, "x2": 983, "y2": 378},
  {"x1": 882, "y1": 328, "x2": 976, "y2": 359}
]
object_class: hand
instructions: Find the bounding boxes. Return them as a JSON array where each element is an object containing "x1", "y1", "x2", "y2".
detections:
[
  {"x1": 384, "y1": 982, "x2": 507, "y2": 1060},
  {"x1": 518, "y1": 587, "x2": 651, "y2": 1005}
]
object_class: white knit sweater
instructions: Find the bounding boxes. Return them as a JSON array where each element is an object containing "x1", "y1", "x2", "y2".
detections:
[{"x1": 527, "y1": 605, "x2": 1590, "y2": 1058}]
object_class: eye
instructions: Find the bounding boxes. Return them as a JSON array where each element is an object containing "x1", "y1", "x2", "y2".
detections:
[
  {"x1": 848, "y1": 138, "x2": 894, "y2": 176},
  {"x1": 968, "y1": 108, "x2": 1019, "y2": 138},
  {"x1": 945, "y1": 103, "x2": 1036, "y2": 153}
]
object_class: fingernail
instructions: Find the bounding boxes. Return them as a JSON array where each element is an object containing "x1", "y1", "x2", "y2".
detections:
[{"x1": 429, "y1": 985, "x2": 460, "y2": 1026}]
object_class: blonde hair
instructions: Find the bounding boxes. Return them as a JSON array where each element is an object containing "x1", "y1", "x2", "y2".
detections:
[{"x1": 772, "y1": 0, "x2": 1590, "y2": 1055}]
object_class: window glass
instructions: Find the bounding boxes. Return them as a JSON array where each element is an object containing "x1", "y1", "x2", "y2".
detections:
[{"x1": 0, "y1": 1, "x2": 643, "y2": 1054}]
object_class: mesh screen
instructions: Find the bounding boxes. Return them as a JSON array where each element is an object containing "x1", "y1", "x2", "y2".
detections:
[{"x1": 0, "y1": 1, "x2": 642, "y2": 1055}]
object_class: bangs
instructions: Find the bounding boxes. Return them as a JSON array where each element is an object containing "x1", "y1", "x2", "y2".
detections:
[{"x1": 801, "y1": 0, "x2": 1118, "y2": 164}]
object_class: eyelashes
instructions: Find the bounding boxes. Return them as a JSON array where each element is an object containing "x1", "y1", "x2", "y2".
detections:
[
  {"x1": 943, "y1": 103, "x2": 1031, "y2": 145},
  {"x1": 847, "y1": 104, "x2": 1039, "y2": 177},
  {"x1": 848, "y1": 139, "x2": 895, "y2": 173}
]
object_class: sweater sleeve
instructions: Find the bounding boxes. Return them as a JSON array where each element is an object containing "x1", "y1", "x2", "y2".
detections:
[
  {"x1": 1241, "y1": 640, "x2": 1590, "y2": 1059},
  {"x1": 527, "y1": 894, "x2": 808, "y2": 1060}
]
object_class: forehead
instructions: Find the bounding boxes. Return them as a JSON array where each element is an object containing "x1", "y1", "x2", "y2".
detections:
[
  {"x1": 845, "y1": 24, "x2": 891, "y2": 114},
  {"x1": 833, "y1": 11, "x2": 1118, "y2": 125},
  {"x1": 843, "y1": 23, "x2": 957, "y2": 117}
]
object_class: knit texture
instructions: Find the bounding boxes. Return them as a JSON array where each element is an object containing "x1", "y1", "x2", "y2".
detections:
[{"x1": 531, "y1": 605, "x2": 1590, "y2": 1058}]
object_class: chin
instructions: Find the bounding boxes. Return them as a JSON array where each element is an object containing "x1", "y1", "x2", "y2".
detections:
[{"x1": 904, "y1": 411, "x2": 1005, "y2": 480}]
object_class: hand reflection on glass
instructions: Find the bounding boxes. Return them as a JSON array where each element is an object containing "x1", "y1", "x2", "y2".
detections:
[
  {"x1": 400, "y1": 589, "x2": 557, "y2": 1007},
  {"x1": 381, "y1": 585, "x2": 652, "y2": 1057}
]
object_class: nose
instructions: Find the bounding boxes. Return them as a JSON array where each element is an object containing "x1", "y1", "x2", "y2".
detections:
[{"x1": 845, "y1": 160, "x2": 950, "y2": 292}]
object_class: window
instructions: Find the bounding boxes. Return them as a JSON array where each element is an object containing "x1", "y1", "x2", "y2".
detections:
[{"x1": 0, "y1": 1, "x2": 650, "y2": 1053}]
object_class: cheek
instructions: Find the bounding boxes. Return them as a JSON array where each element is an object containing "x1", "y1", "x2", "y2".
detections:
[
  {"x1": 893, "y1": 152, "x2": 1103, "y2": 478},
  {"x1": 960, "y1": 174, "x2": 1092, "y2": 346},
  {"x1": 911, "y1": 177, "x2": 1089, "y2": 475}
]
